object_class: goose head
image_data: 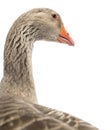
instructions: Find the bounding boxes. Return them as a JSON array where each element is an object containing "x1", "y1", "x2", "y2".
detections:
[{"x1": 9, "y1": 8, "x2": 74, "y2": 46}]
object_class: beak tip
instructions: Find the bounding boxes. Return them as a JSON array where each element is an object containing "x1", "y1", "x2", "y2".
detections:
[{"x1": 68, "y1": 39, "x2": 75, "y2": 46}]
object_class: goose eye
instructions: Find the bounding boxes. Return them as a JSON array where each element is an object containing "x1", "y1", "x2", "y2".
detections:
[{"x1": 52, "y1": 14, "x2": 57, "y2": 19}]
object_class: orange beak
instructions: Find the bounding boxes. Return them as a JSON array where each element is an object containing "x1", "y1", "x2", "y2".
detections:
[{"x1": 58, "y1": 24, "x2": 74, "y2": 46}]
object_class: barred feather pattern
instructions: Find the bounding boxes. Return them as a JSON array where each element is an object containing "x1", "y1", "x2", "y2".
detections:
[{"x1": 0, "y1": 97, "x2": 98, "y2": 130}]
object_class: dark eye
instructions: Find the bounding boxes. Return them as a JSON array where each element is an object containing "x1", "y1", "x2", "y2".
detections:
[{"x1": 52, "y1": 14, "x2": 57, "y2": 19}]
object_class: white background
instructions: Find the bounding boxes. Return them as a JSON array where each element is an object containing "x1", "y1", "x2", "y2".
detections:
[{"x1": 0, "y1": 1, "x2": 111, "y2": 130}]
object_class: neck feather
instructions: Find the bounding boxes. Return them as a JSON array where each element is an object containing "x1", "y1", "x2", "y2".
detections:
[{"x1": 0, "y1": 23, "x2": 38, "y2": 103}]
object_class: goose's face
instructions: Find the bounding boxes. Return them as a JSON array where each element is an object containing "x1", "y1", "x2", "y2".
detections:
[{"x1": 21, "y1": 8, "x2": 74, "y2": 46}]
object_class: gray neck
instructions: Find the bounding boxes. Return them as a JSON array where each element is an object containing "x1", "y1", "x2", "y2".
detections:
[{"x1": 0, "y1": 23, "x2": 39, "y2": 103}]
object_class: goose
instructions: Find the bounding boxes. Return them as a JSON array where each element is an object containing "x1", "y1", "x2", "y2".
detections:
[{"x1": 0, "y1": 8, "x2": 98, "y2": 130}]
